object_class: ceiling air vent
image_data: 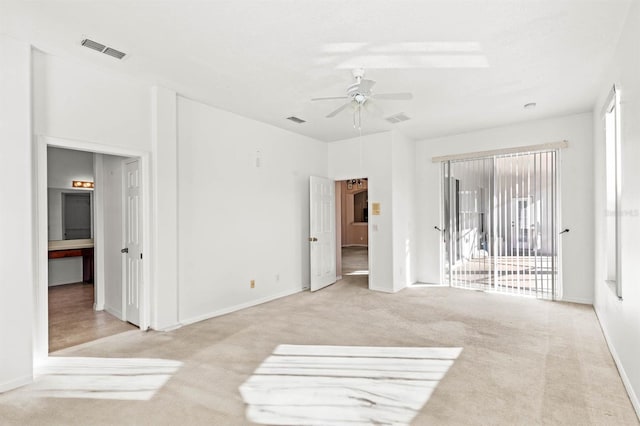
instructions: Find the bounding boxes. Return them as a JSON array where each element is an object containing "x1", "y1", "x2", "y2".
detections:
[
  {"x1": 286, "y1": 116, "x2": 306, "y2": 124},
  {"x1": 385, "y1": 112, "x2": 411, "y2": 124},
  {"x1": 81, "y1": 38, "x2": 106, "y2": 52},
  {"x1": 103, "y1": 47, "x2": 126, "y2": 60},
  {"x1": 81, "y1": 38, "x2": 127, "y2": 60}
]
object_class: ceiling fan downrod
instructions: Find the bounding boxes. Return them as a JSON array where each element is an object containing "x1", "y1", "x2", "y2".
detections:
[{"x1": 353, "y1": 104, "x2": 362, "y2": 130}]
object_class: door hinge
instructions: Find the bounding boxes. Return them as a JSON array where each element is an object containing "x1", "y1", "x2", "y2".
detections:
[
  {"x1": 140, "y1": 253, "x2": 143, "y2": 259},
  {"x1": 121, "y1": 248, "x2": 128, "y2": 254}
]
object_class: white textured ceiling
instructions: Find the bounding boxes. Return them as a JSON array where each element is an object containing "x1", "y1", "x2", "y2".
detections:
[{"x1": 0, "y1": 0, "x2": 632, "y2": 142}]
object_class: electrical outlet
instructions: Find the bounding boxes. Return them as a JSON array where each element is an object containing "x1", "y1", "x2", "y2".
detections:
[{"x1": 250, "y1": 279, "x2": 255, "y2": 288}]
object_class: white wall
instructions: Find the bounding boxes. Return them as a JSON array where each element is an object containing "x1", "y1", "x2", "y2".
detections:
[
  {"x1": 415, "y1": 113, "x2": 594, "y2": 303},
  {"x1": 0, "y1": 35, "x2": 33, "y2": 392},
  {"x1": 593, "y1": 0, "x2": 640, "y2": 415},
  {"x1": 177, "y1": 96, "x2": 328, "y2": 324},
  {"x1": 328, "y1": 132, "x2": 394, "y2": 292},
  {"x1": 391, "y1": 131, "x2": 417, "y2": 291},
  {"x1": 32, "y1": 50, "x2": 151, "y2": 151},
  {"x1": 151, "y1": 87, "x2": 179, "y2": 330}
]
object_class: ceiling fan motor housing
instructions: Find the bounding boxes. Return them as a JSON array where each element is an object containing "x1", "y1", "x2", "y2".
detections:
[
  {"x1": 353, "y1": 93, "x2": 367, "y2": 104},
  {"x1": 347, "y1": 84, "x2": 368, "y2": 104},
  {"x1": 311, "y1": 68, "x2": 412, "y2": 118}
]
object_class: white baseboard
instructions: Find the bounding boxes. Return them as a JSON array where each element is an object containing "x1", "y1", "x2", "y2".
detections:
[
  {"x1": 561, "y1": 295, "x2": 593, "y2": 305},
  {"x1": 94, "y1": 303, "x2": 105, "y2": 311},
  {"x1": 0, "y1": 375, "x2": 32, "y2": 393},
  {"x1": 104, "y1": 305, "x2": 123, "y2": 321},
  {"x1": 368, "y1": 285, "x2": 395, "y2": 294},
  {"x1": 411, "y1": 282, "x2": 447, "y2": 287},
  {"x1": 156, "y1": 323, "x2": 182, "y2": 332},
  {"x1": 594, "y1": 306, "x2": 640, "y2": 419},
  {"x1": 180, "y1": 286, "x2": 305, "y2": 326}
]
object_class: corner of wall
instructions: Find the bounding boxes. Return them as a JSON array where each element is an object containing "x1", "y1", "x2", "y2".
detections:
[
  {"x1": 594, "y1": 305, "x2": 640, "y2": 417},
  {"x1": 590, "y1": 0, "x2": 640, "y2": 419},
  {"x1": 151, "y1": 86, "x2": 179, "y2": 331},
  {"x1": 0, "y1": 375, "x2": 33, "y2": 394},
  {"x1": 0, "y1": 34, "x2": 35, "y2": 393}
]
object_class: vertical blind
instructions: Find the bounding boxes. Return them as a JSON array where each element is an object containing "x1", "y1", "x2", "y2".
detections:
[{"x1": 442, "y1": 151, "x2": 559, "y2": 299}]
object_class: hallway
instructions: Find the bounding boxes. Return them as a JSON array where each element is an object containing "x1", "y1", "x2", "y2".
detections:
[
  {"x1": 341, "y1": 246, "x2": 368, "y2": 290},
  {"x1": 342, "y1": 246, "x2": 368, "y2": 275}
]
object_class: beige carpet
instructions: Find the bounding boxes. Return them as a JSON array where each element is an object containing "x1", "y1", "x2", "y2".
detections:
[{"x1": 0, "y1": 273, "x2": 637, "y2": 425}]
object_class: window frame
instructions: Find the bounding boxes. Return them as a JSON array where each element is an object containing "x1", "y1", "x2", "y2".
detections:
[{"x1": 603, "y1": 84, "x2": 622, "y2": 299}]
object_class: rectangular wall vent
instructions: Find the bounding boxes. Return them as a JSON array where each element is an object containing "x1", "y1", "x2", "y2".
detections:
[
  {"x1": 286, "y1": 116, "x2": 306, "y2": 124},
  {"x1": 81, "y1": 38, "x2": 127, "y2": 60},
  {"x1": 385, "y1": 112, "x2": 411, "y2": 124}
]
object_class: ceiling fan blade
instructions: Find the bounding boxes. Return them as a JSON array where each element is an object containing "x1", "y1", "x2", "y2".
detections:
[
  {"x1": 326, "y1": 102, "x2": 352, "y2": 118},
  {"x1": 372, "y1": 92, "x2": 413, "y2": 100},
  {"x1": 357, "y1": 79, "x2": 376, "y2": 94},
  {"x1": 364, "y1": 100, "x2": 384, "y2": 118},
  {"x1": 311, "y1": 96, "x2": 349, "y2": 101}
]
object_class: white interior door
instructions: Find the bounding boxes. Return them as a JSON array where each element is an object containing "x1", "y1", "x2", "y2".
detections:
[
  {"x1": 123, "y1": 158, "x2": 141, "y2": 326},
  {"x1": 309, "y1": 176, "x2": 337, "y2": 291}
]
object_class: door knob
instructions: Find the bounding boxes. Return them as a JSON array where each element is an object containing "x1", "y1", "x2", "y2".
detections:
[{"x1": 121, "y1": 248, "x2": 129, "y2": 253}]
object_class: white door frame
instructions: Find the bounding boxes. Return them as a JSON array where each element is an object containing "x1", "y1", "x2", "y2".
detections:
[{"x1": 34, "y1": 135, "x2": 152, "y2": 364}]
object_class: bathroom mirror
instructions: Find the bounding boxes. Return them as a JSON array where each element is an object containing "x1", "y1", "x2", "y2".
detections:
[{"x1": 48, "y1": 188, "x2": 94, "y2": 241}]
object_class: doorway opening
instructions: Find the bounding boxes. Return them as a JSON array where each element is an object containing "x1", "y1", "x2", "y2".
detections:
[
  {"x1": 36, "y1": 136, "x2": 151, "y2": 362},
  {"x1": 441, "y1": 151, "x2": 560, "y2": 299},
  {"x1": 336, "y1": 178, "x2": 369, "y2": 287},
  {"x1": 46, "y1": 147, "x2": 137, "y2": 353}
]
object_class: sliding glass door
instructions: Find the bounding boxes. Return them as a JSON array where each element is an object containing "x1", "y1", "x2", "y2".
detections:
[{"x1": 442, "y1": 151, "x2": 559, "y2": 299}]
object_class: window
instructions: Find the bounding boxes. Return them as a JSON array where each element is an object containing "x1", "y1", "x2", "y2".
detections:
[{"x1": 604, "y1": 85, "x2": 622, "y2": 298}]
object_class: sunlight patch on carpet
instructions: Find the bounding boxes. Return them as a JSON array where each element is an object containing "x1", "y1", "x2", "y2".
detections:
[
  {"x1": 27, "y1": 357, "x2": 183, "y2": 400},
  {"x1": 239, "y1": 345, "x2": 462, "y2": 425}
]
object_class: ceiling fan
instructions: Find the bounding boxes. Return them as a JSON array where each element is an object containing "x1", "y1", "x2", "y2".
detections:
[{"x1": 311, "y1": 69, "x2": 413, "y2": 126}]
